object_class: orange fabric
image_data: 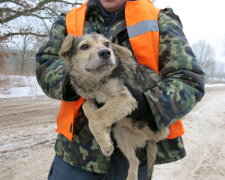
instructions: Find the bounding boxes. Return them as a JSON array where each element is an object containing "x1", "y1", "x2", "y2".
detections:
[
  {"x1": 128, "y1": 31, "x2": 159, "y2": 72},
  {"x1": 56, "y1": 2, "x2": 87, "y2": 141},
  {"x1": 66, "y1": 1, "x2": 87, "y2": 37},
  {"x1": 125, "y1": 0, "x2": 160, "y2": 72},
  {"x1": 56, "y1": 98, "x2": 85, "y2": 140},
  {"x1": 56, "y1": 0, "x2": 185, "y2": 141},
  {"x1": 167, "y1": 120, "x2": 185, "y2": 139}
]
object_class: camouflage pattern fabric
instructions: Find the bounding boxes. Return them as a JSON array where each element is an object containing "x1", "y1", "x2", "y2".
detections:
[
  {"x1": 35, "y1": 0, "x2": 205, "y2": 174},
  {"x1": 54, "y1": 109, "x2": 110, "y2": 173}
]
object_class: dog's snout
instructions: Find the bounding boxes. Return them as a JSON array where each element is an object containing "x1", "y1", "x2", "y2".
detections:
[{"x1": 98, "y1": 49, "x2": 111, "y2": 59}]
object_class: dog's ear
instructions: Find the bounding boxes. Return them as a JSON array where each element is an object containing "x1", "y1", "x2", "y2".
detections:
[
  {"x1": 59, "y1": 34, "x2": 75, "y2": 61},
  {"x1": 112, "y1": 44, "x2": 132, "y2": 58}
]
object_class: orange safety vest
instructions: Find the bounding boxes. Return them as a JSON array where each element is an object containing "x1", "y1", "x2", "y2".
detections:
[{"x1": 56, "y1": 0, "x2": 185, "y2": 141}]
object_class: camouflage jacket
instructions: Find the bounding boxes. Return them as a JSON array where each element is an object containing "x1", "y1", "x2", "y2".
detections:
[{"x1": 36, "y1": 0, "x2": 205, "y2": 174}]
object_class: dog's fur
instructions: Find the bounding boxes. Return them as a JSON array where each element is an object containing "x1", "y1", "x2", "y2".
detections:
[{"x1": 60, "y1": 34, "x2": 169, "y2": 180}]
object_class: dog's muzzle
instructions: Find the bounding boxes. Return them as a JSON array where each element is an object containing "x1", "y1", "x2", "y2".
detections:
[
  {"x1": 98, "y1": 49, "x2": 111, "y2": 59},
  {"x1": 85, "y1": 48, "x2": 115, "y2": 72}
]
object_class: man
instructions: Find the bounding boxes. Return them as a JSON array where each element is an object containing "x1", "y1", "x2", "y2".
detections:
[{"x1": 36, "y1": 0, "x2": 205, "y2": 179}]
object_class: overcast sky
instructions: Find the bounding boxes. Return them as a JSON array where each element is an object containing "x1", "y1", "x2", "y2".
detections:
[{"x1": 154, "y1": 0, "x2": 225, "y2": 62}]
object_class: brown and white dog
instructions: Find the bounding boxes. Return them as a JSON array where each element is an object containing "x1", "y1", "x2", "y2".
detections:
[{"x1": 60, "y1": 33, "x2": 169, "y2": 180}]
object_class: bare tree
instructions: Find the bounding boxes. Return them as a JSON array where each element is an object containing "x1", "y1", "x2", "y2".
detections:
[
  {"x1": 0, "y1": 0, "x2": 84, "y2": 75},
  {"x1": 214, "y1": 62, "x2": 225, "y2": 82},
  {"x1": 14, "y1": 35, "x2": 35, "y2": 75},
  {"x1": 0, "y1": 0, "x2": 83, "y2": 42},
  {"x1": 192, "y1": 40, "x2": 217, "y2": 82},
  {"x1": 0, "y1": 47, "x2": 20, "y2": 75},
  {"x1": 0, "y1": 53, "x2": 6, "y2": 70}
]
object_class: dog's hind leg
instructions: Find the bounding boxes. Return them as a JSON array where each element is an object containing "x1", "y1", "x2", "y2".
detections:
[
  {"x1": 113, "y1": 124, "x2": 139, "y2": 180},
  {"x1": 146, "y1": 141, "x2": 157, "y2": 180}
]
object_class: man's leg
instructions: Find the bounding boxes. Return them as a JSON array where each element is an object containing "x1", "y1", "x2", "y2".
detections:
[{"x1": 48, "y1": 155, "x2": 105, "y2": 180}]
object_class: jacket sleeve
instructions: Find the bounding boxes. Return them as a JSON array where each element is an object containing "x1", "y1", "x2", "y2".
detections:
[
  {"x1": 35, "y1": 15, "x2": 79, "y2": 101},
  {"x1": 143, "y1": 8, "x2": 205, "y2": 131}
]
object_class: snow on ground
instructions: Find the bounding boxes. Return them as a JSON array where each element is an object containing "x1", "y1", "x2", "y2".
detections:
[
  {"x1": 0, "y1": 97, "x2": 60, "y2": 180},
  {"x1": 0, "y1": 74, "x2": 225, "y2": 180},
  {"x1": 153, "y1": 86, "x2": 225, "y2": 180},
  {"x1": 0, "y1": 86, "x2": 225, "y2": 180},
  {"x1": 205, "y1": 83, "x2": 225, "y2": 87},
  {"x1": 0, "y1": 74, "x2": 225, "y2": 98},
  {"x1": 0, "y1": 75, "x2": 45, "y2": 98}
]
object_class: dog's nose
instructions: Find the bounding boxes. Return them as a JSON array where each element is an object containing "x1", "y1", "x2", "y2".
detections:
[{"x1": 98, "y1": 49, "x2": 111, "y2": 59}]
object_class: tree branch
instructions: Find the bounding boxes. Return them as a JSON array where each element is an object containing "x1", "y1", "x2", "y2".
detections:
[
  {"x1": 0, "y1": 32, "x2": 48, "y2": 41},
  {"x1": 43, "y1": 7, "x2": 59, "y2": 16},
  {"x1": 0, "y1": 0, "x2": 82, "y2": 24},
  {"x1": 1, "y1": 0, "x2": 25, "y2": 7},
  {"x1": 30, "y1": 14, "x2": 51, "y2": 33},
  {"x1": 30, "y1": 13, "x2": 53, "y2": 20},
  {"x1": 0, "y1": 0, "x2": 54, "y2": 24}
]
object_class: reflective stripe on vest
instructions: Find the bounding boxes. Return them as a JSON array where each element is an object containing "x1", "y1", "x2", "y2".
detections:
[
  {"x1": 56, "y1": 0, "x2": 185, "y2": 141},
  {"x1": 127, "y1": 20, "x2": 159, "y2": 38}
]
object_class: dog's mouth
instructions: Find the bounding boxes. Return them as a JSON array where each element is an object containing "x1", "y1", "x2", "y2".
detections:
[{"x1": 85, "y1": 63, "x2": 114, "y2": 72}]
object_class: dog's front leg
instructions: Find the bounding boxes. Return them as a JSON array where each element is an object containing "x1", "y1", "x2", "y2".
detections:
[
  {"x1": 82, "y1": 100, "x2": 98, "y2": 118},
  {"x1": 83, "y1": 100, "x2": 114, "y2": 157},
  {"x1": 82, "y1": 88, "x2": 137, "y2": 157},
  {"x1": 95, "y1": 79, "x2": 138, "y2": 126},
  {"x1": 93, "y1": 93, "x2": 138, "y2": 126}
]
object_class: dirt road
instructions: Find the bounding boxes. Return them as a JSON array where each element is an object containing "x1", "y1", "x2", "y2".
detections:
[
  {"x1": 0, "y1": 87, "x2": 225, "y2": 180},
  {"x1": 153, "y1": 86, "x2": 225, "y2": 180},
  {"x1": 0, "y1": 96, "x2": 60, "y2": 180}
]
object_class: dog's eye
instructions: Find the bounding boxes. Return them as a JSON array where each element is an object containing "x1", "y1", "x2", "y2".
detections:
[
  {"x1": 104, "y1": 42, "x2": 110, "y2": 48},
  {"x1": 80, "y1": 44, "x2": 89, "y2": 50}
]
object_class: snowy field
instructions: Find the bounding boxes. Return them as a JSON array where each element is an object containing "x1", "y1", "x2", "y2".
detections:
[
  {"x1": 0, "y1": 75, "x2": 45, "y2": 98},
  {"x1": 0, "y1": 75, "x2": 225, "y2": 180},
  {"x1": 0, "y1": 74, "x2": 225, "y2": 98}
]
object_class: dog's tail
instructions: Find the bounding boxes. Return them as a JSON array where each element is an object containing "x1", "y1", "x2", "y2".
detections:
[{"x1": 146, "y1": 141, "x2": 157, "y2": 180}]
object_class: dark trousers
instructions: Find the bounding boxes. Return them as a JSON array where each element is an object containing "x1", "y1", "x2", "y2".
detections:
[{"x1": 48, "y1": 149, "x2": 147, "y2": 180}]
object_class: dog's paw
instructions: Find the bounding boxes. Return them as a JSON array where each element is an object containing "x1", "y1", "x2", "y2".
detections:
[
  {"x1": 101, "y1": 143, "x2": 114, "y2": 157},
  {"x1": 82, "y1": 100, "x2": 98, "y2": 118}
]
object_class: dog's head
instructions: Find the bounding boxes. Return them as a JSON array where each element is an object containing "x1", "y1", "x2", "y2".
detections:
[{"x1": 60, "y1": 34, "x2": 132, "y2": 78}]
